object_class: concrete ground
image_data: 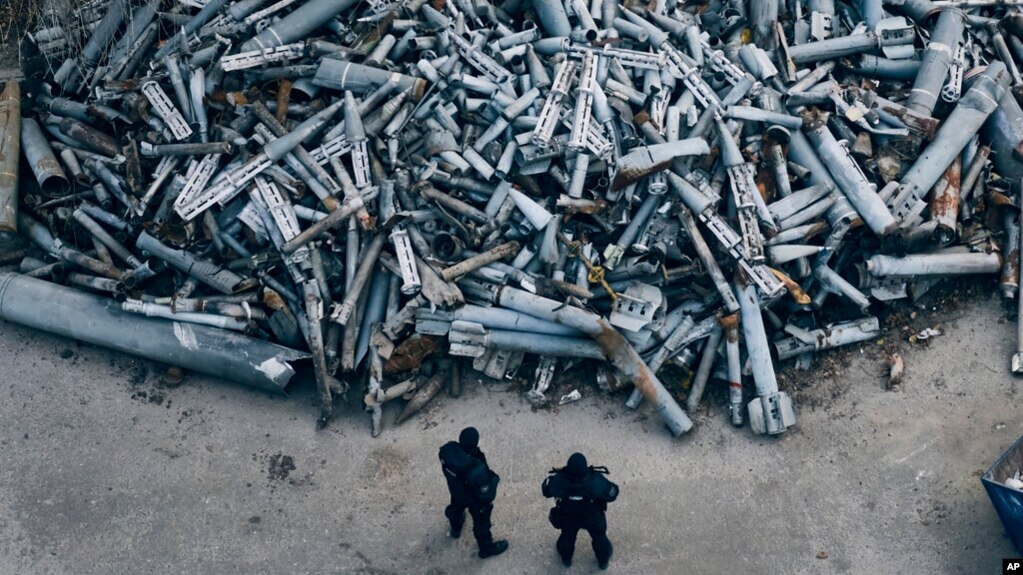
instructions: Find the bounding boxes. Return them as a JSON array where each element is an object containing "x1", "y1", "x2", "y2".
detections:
[{"x1": 0, "y1": 285, "x2": 1020, "y2": 575}]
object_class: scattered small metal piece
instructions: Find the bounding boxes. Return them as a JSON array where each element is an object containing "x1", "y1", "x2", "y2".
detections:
[
  {"x1": 162, "y1": 366, "x2": 186, "y2": 387},
  {"x1": 887, "y1": 354, "x2": 905, "y2": 389}
]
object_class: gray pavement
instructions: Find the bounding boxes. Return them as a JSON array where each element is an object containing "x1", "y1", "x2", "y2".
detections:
[{"x1": 0, "y1": 287, "x2": 1020, "y2": 574}]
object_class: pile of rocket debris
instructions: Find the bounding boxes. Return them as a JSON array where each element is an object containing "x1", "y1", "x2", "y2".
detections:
[{"x1": 1, "y1": 0, "x2": 1021, "y2": 438}]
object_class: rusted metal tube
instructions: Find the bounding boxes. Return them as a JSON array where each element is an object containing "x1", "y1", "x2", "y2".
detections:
[
  {"x1": 0, "y1": 81, "x2": 18, "y2": 235},
  {"x1": 21, "y1": 118, "x2": 69, "y2": 198},
  {"x1": 929, "y1": 156, "x2": 961, "y2": 244},
  {"x1": 58, "y1": 117, "x2": 118, "y2": 157},
  {"x1": 280, "y1": 190, "x2": 377, "y2": 255}
]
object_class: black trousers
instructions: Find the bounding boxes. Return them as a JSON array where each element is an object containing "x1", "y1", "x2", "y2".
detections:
[
  {"x1": 445, "y1": 487, "x2": 494, "y2": 549},
  {"x1": 556, "y1": 511, "x2": 612, "y2": 564}
]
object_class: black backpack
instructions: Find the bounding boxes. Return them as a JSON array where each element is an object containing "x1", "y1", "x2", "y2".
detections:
[
  {"x1": 439, "y1": 442, "x2": 500, "y2": 502},
  {"x1": 545, "y1": 466, "x2": 619, "y2": 506}
]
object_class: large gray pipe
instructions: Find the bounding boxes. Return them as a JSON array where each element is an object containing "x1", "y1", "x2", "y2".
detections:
[
  {"x1": 0, "y1": 273, "x2": 307, "y2": 392},
  {"x1": 855, "y1": 55, "x2": 921, "y2": 81},
  {"x1": 883, "y1": 0, "x2": 939, "y2": 25},
  {"x1": 240, "y1": 0, "x2": 360, "y2": 52},
  {"x1": 264, "y1": 99, "x2": 345, "y2": 161},
  {"x1": 749, "y1": 0, "x2": 778, "y2": 49},
  {"x1": 786, "y1": 29, "x2": 914, "y2": 65}
]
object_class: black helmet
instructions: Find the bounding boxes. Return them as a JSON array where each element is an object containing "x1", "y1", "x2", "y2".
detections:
[
  {"x1": 458, "y1": 427, "x2": 480, "y2": 449},
  {"x1": 565, "y1": 452, "x2": 588, "y2": 479}
]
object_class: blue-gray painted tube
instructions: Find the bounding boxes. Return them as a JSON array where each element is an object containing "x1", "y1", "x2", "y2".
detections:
[
  {"x1": 531, "y1": 0, "x2": 572, "y2": 37},
  {"x1": 787, "y1": 130, "x2": 857, "y2": 227},
  {"x1": 906, "y1": 10, "x2": 963, "y2": 116},
  {"x1": 787, "y1": 34, "x2": 876, "y2": 64},
  {"x1": 748, "y1": 0, "x2": 778, "y2": 49},
  {"x1": 902, "y1": 62, "x2": 1009, "y2": 197},
  {"x1": 108, "y1": 0, "x2": 160, "y2": 63},
  {"x1": 495, "y1": 286, "x2": 693, "y2": 436},
  {"x1": 855, "y1": 55, "x2": 921, "y2": 81},
  {"x1": 484, "y1": 329, "x2": 605, "y2": 359},
  {"x1": 264, "y1": 99, "x2": 344, "y2": 161},
  {"x1": 807, "y1": 122, "x2": 897, "y2": 237},
  {"x1": 983, "y1": 90, "x2": 1023, "y2": 185},
  {"x1": 312, "y1": 60, "x2": 427, "y2": 101},
  {"x1": 241, "y1": 0, "x2": 360, "y2": 52},
  {"x1": 53, "y1": 0, "x2": 129, "y2": 91},
  {"x1": 883, "y1": 0, "x2": 938, "y2": 24},
  {"x1": 856, "y1": 0, "x2": 884, "y2": 29},
  {"x1": 420, "y1": 305, "x2": 585, "y2": 336},
  {"x1": 153, "y1": 0, "x2": 231, "y2": 61},
  {"x1": 736, "y1": 280, "x2": 778, "y2": 399},
  {"x1": 81, "y1": 0, "x2": 128, "y2": 65},
  {"x1": 0, "y1": 273, "x2": 307, "y2": 393}
]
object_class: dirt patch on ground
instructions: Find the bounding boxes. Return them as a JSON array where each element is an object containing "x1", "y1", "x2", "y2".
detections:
[
  {"x1": 127, "y1": 364, "x2": 149, "y2": 387},
  {"x1": 363, "y1": 445, "x2": 410, "y2": 489},
  {"x1": 267, "y1": 453, "x2": 295, "y2": 482},
  {"x1": 782, "y1": 278, "x2": 998, "y2": 410}
]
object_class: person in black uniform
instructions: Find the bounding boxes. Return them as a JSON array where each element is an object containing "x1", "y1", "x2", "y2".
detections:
[
  {"x1": 542, "y1": 452, "x2": 619, "y2": 569},
  {"x1": 438, "y1": 427, "x2": 509, "y2": 559}
]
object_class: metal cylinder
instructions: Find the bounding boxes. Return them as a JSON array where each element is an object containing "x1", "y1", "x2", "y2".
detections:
[
  {"x1": 806, "y1": 122, "x2": 896, "y2": 236},
  {"x1": 737, "y1": 280, "x2": 777, "y2": 400},
  {"x1": 906, "y1": 10, "x2": 964, "y2": 116},
  {"x1": 0, "y1": 273, "x2": 305, "y2": 392},
  {"x1": 531, "y1": 0, "x2": 572, "y2": 36},
  {"x1": 20, "y1": 117, "x2": 69, "y2": 198},
  {"x1": 0, "y1": 81, "x2": 19, "y2": 235},
  {"x1": 241, "y1": 0, "x2": 359, "y2": 52},
  {"x1": 867, "y1": 250, "x2": 1001, "y2": 276},
  {"x1": 136, "y1": 231, "x2": 249, "y2": 294},
  {"x1": 982, "y1": 91, "x2": 1023, "y2": 186},
  {"x1": 686, "y1": 325, "x2": 724, "y2": 413},
  {"x1": 312, "y1": 60, "x2": 427, "y2": 101},
  {"x1": 894, "y1": 62, "x2": 1010, "y2": 221},
  {"x1": 787, "y1": 129, "x2": 857, "y2": 227},
  {"x1": 855, "y1": 55, "x2": 922, "y2": 81},
  {"x1": 787, "y1": 32, "x2": 895, "y2": 65},
  {"x1": 480, "y1": 328, "x2": 605, "y2": 359},
  {"x1": 496, "y1": 286, "x2": 693, "y2": 436}
]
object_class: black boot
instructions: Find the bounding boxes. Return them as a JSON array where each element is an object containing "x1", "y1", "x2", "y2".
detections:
[
  {"x1": 561, "y1": 556, "x2": 572, "y2": 567},
  {"x1": 598, "y1": 544, "x2": 613, "y2": 570},
  {"x1": 449, "y1": 511, "x2": 465, "y2": 539},
  {"x1": 478, "y1": 539, "x2": 509, "y2": 559}
]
